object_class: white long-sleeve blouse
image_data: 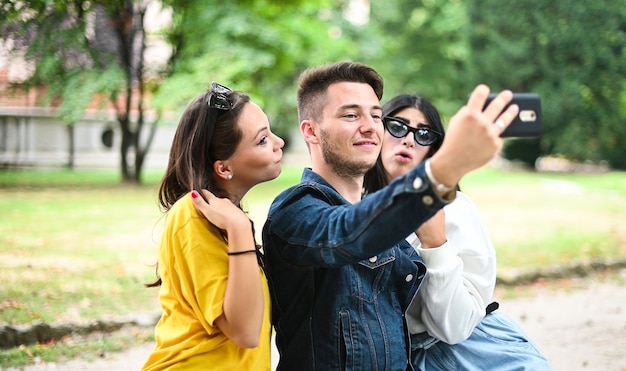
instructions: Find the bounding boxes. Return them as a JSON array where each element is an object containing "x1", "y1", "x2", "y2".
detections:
[{"x1": 405, "y1": 191, "x2": 497, "y2": 344}]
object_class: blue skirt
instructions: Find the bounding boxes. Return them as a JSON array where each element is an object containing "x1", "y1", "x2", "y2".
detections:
[{"x1": 410, "y1": 310, "x2": 551, "y2": 370}]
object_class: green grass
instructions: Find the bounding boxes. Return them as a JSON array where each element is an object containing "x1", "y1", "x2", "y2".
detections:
[
  {"x1": 0, "y1": 325, "x2": 153, "y2": 369},
  {"x1": 2, "y1": 166, "x2": 625, "y2": 325},
  {"x1": 460, "y1": 168, "x2": 626, "y2": 272},
  {"x1": 1, "y1": 186, "x2": 163, "y2": 325},
  {"x1": 0, "y1": 168, "x2": 166, "y2": 187},
  {"x1": 1, "y1": 165, "x2": 626, "y2": 368},
  {"x1": 0, "y1": 167, "x2": 302, "y2": 328}
]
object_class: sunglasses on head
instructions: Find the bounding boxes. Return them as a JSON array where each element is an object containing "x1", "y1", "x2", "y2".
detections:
[
  {"x1": 208, "y1": 82, "x2": 233, "y2": 111},
  {"x1": 205, "y1": 82, "x2": 234, "y2": 160},
  {"x1": 382, "y1": 116, "x2": 442, "y2": 146}
]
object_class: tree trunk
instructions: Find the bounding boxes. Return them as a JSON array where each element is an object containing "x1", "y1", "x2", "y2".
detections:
[
  {"x1": 119, "y1": 114, "x2": 135, "y2": 183},
  {"x1": 66, "y1": 124, "x2": 75, "y2": 169}
]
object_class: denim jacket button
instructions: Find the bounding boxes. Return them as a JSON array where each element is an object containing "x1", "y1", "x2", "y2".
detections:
[
  {"x1": 412, "y1": 177, "x2": 423, "y2": 189},
  {"x1": 422, "y1": 195, "x2": 434, "y2": 205},
  {"x1": 369, "y1": 256, "x2": 378, "y2": 263},
  {"x1": 405, "y1": 274, "x2": 414, "y2": 282}
]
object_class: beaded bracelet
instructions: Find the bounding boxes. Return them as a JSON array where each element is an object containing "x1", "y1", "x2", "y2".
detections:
[
  {"x1": 227, "y1": 249, "x2": 258, "y2": 256},
  {"x1": 425, "y1": 158, "x2": 454, "y2": 193}
]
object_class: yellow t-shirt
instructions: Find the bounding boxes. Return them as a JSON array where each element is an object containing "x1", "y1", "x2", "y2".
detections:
[{"x1": 142, "y1": 194, "x2": 271, "y2": 371}]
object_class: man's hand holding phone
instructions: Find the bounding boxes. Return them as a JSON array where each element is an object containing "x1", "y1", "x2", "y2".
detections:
[
  {"x1": 428, "y1": 85, "x2": 519, "y2": 193},
  {"x1": 484, "y1": 92, "x2": 542, "y2": 138}
]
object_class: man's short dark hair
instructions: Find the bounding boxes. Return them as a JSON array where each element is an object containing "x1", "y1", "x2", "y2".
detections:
[{"x1": 296, "y1": 61, "x2": 384, "y2": 123}]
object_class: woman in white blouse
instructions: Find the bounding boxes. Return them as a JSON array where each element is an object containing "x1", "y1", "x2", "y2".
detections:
[{"x1": 364, "y1": 93, "x2": 550, "y2": 370}]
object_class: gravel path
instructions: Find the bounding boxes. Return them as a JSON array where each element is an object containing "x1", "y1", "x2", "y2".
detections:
[
  {"x1": 19, "y1": 273, "x2": 626, "y2": 371},
  {"x1": 494, "y1": 275, "x2": 626, "y2": 370}
]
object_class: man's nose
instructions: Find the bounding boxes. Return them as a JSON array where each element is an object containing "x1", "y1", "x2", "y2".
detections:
[{"x1": 361, "y1": 116, "x2": 380, "y2": 133}]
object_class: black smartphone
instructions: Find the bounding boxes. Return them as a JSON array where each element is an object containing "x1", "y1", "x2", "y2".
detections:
[{"x1": 483, "y1": 93, "x2": 542, "y2": 138}]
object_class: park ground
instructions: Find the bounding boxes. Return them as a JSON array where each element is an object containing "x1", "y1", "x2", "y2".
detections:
[{"x1": 13, "y1": 270, "x2": 626, "y2": 371}]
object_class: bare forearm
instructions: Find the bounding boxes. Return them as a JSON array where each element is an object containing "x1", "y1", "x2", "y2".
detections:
[{"x1": 218, "y1": 225, "x2": 264, "y2": 348}]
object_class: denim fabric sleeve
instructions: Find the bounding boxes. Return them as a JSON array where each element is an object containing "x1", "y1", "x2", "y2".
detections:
[{"x1": 264, "y1": 162, "x2": 454, "y2": 267}]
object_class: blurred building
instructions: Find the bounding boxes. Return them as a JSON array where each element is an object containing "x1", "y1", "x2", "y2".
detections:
[
  {"x1": 0, "y1": 2, "x2": 175, "y2": 170},
  {"x1": 0, "y1": 0, "x2": 334, "y2": 170}
]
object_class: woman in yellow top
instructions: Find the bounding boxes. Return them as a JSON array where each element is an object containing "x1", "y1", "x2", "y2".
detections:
[{"x1": 142, "y1": 82, "x2": 284, "y2": 370}]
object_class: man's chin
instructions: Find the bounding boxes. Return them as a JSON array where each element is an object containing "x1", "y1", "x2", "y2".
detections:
[{"x1": 331, "y1": 161, "x2": 374, "y2": 178}]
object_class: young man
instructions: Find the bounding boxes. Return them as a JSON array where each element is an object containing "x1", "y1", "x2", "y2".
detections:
[{"x1": 262, "y1": 61, "x2": 518, "y2": 370}]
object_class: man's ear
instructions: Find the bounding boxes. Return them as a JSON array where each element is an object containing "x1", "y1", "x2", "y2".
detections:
[
  {"x1": 213, "y1": 160, "x2": 232, "y2": 181},
  {"x1": 301, "y1": 119, "x2": 320, "y2": 145}
]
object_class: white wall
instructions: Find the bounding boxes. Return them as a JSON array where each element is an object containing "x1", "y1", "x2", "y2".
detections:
[
  {"x1": 0, "y1": 110, "x2": 177, "y2": 169},
  {"x1": 0, "y1": 110, "x2": 309, "y2": 170}
]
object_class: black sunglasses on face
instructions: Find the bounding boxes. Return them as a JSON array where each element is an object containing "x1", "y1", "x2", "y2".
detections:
[{"x1": 382, "y1": 116, "x2": 442, "y2": 146}]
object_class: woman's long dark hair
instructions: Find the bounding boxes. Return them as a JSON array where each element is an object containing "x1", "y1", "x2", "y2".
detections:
[
  {"x1": 363, "y1": 94, "x2": 446, "y2": 194},
  {"x1": 146, "y1": 86, "x2": 260, "y2": 287}
]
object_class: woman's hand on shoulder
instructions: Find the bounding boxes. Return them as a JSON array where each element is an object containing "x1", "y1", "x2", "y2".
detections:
[{"x1": 191, "y1": 190, "x2": 249, "y2": 231}]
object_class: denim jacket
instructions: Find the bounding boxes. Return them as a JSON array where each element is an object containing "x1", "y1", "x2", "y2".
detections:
[{"x1": 263, "y1": 164, "x2": 452, "y2": 371}]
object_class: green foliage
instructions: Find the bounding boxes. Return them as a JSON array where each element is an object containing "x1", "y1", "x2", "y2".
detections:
[
  {"x1": 1, "y1": 1, "x2": 120, "y2": 124},
  {"x1": 502, "y1": 138, "x2": 543, "y2": 167},
  {"x1": 466, "y1": 0, "x2": 626, "y2": 168},
  {"x1": 0, "y1": 1, "x2": 166, "y2": 182},
  {"x1": 3, "y1": 0, "x2": 625, "y2": 169},
  {"x1": 369, "y1": 0, "x2": 470, "y2": 119},
  {"x1": 153, "y1": 0, "x2": 357, "y2": 148},
  {"x1": 55, "y1": 68, "x2": 126, "y2": 123}
]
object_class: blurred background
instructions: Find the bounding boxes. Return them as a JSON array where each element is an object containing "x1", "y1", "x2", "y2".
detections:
[
  {"x1": 1, "y1": 0, "x2": 625, "y2": 176},
  {"x1": 1, "y1": 0, "x2": 625, "y2": 368}
]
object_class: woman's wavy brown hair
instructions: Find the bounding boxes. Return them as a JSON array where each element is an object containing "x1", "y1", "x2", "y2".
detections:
[{"x1": 145, "y1": 87, "x2": 255, "y2": 287}]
